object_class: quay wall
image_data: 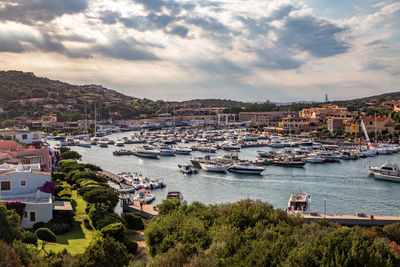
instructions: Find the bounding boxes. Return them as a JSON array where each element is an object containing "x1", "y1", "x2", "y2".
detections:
[{"x1": 303, "y1": 214, "x2": 400, "y2": 226}]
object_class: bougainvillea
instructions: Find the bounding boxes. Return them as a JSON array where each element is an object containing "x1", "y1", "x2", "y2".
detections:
[
  {"x1": 39, "y1": 181, "x2": 55, "y2": 194},
  {"x1": 4, "y1": 201, "x2": 26, "y2": 218}
]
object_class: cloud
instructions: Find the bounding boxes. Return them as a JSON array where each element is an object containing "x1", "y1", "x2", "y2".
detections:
[
  {"x1": 0, "y1": 0, "x2": 88, "y2": 25},
  {"x1": 169, "y1": 25, "x2": 189, "y2": 37},
  {"x1": 94, "y1": 40, "x2": 159, "y2": 61},
  {"x1": 277, "y1": 14, "x2": 349, "y2": 58}
]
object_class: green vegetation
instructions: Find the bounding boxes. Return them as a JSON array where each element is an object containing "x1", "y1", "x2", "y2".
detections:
[{"x1": 144, "y1": 199, "x2": 400, "y2": 266}]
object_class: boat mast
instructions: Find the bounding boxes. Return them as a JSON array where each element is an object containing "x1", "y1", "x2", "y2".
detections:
[
  {"x1": 374, "y1": 112, "x2": 377, "y2": 144},
  {"x1": 94, "y1": 103, "x2": 97, "y2": 137}
]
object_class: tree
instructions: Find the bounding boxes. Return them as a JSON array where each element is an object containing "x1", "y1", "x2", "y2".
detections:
[
  {"x1": 100, "y1": 222, "x2": 127, "y2": 242},
  {"x1": 35, "y1": 228, "x2": 56, "y2": 254},
  {"x1": 73, "y1": 236, "x2": 132, "y2": 267},
  {"x1": 62, "y1": 151, "x2": 82, "y2": 161}
]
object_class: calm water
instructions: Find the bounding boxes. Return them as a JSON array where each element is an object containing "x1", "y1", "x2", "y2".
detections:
[{"x1": 52, "y1": 132, "x2": 400, "y2": 216}]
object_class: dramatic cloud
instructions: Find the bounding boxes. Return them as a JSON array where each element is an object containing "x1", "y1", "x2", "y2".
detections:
[
  {"x1": 0, "y1": 0, "x2": 88, "y2": 24},
  {"x1": 0, "y1": 0, "x2": 398, "y2": 101}
]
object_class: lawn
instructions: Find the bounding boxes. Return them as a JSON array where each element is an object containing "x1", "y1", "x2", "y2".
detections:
[{"x1": 44, "y1": 190, "x2": 95, "y2": 255}]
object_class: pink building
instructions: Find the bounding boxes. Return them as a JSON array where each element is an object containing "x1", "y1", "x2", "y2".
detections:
[{"x1": 0, "y1": 141, "x2": 52, "y2": 172}]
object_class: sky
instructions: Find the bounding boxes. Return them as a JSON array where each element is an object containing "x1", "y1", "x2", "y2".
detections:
[{"x1": 0, "y1": 0, "x2": 399, "y2": 102}]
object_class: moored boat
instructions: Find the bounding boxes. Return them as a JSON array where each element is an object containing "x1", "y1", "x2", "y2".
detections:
[
  {"x1": 227, "y1": 163, "x2": 265, "y2": 174},
  {"x1": 178, "y1": 164, "x2": 198, "y2": 174},
  {"x1": 287, "y1": 190, "x2": 311, "y2": 215}
]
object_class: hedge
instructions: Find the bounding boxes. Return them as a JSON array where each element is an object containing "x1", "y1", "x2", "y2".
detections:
[{"x1": 35, "y1": 228, "x2": 56, "y2": 243}]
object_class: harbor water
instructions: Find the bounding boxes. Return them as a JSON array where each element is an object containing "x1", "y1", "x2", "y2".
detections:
[{"x1": 54, "y1": 132, "x2": 400, "y2": 216}]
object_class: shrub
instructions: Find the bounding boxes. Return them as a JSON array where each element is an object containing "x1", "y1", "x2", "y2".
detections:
[
  {"x1": 96, "y1": 214, "x2": 125, "y2": 230},
  {"x1": 61, "y1": 150, "x2": 82, "y2": 161},
  {"x1": 22, "y1": 231, "x2": 38, "y2": 246},
  {"x1": 32, "y1": 222, "x2": 46, "y2": 231},
  {"x1": 47, "y1": 222, "x2": 73, "y2": 235},
  {"x1": 35, "y1": 228, "x2": 57, "y2": 243},
  {"x1": 0, "y1": 241, "x2": 21, "y2": 266},
  {"x1": 73, "y1": 236, "x2": 131, "y2": 267},
  {"x1": 57, "y1": 188, "x2": 72, "y2": 198},
  {"x1": 83, "y1": 219, "x2": 93, "y2": 230},
  {"x1": 100, "y1": 222, "x2": 127, "y2": 242},
  {"x1": 122, "y1": 213, "x2": 144, "y2": 230},
  {"x1": 52, "y1": 172, "x2": 66, "y2": 182},
  {"x1": 83, "y1": 187, "x2": 119, "y2": 208},
  {"x1": 84, "y1": 163, "x2": 102, "y2": 172},
  {"x1": 384, "y1": 223, "x2": 400, "y2": 244},
  {"x1": 124, "y1": 240, "x2": 138, "y2": 254}
]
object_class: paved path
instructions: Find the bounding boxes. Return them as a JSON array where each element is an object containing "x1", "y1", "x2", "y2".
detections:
[{"x1": 303, "y1": 214, "x2": 400, "y2": 226}]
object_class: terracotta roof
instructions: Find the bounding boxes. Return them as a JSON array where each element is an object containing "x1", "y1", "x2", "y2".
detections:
[{"x1": 360, "y1": 116, "x2": 389, "y2": 122}]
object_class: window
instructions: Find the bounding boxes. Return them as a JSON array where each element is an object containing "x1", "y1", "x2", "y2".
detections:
[
  {"x1": 29, "y1": 212, "x2": 36, "y2": 222},
  {"x1": 22, "y1": 134, "x2": 27, "y2": 140},
  {"x1": 0, "y1": 181, "x2": 11, "y2": 191},
  {"x1": 20, "y1": 180, "x2": 27, "y2": 187},
  {"x1": 23, "y1": 211, "x2": 27, "y2": 218}
]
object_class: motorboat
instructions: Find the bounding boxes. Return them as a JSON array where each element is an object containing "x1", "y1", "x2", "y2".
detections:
[
  {"x1": 158, "y1": 145, "x2": 176, "y2": 156},
  {"x1": 227, "y1": 163, "x2": 265, "y2": 175},
  {"x1": 78, "y1": 139, "x2": 92, "y2": 148},
  {"x1": 178, "y1": 164, "x2": 198, "y2": 174},
  {"x1": 304, "y1": 153, "x2": 324, "y2": 163},
  {"x1": 190, "y1": 155, "x2": 214, "y2": 168},
  {"x1": 367, "y1": 162, "x2": 400, "y2": 182},
  {"x1": 269, "y1": 136, "x2": 284, "y2": 148},
  {"x1": 115, "y1": 139, "x2": 125, "y2": 147},
  {"x1": 199, "y1": 162, "x2": 228, "y2": 172},
  {"x1": 174, "y1": 147, "x2": 192, "y2": 155},
  {"x1": 133, "y1": 189, "x2": 155, "y2": 203},
  {"x1": 113, "y1": 149, "x2": 133, "y2": 156},
  {"x1": 220, "y1": 142, "x2": 241, "y2": 151},
  {"x1": 287, "y1": 191, "x2": 311, "y2": 215},
  {"x1": 97, "y1": 140, "x2": 109, "y2": 147},
  {"x1": 133, "y1": 147, "x2": 160, "y2": 158},
  {"x1": 320, "y1": 151, "x2": 342, "y2": 162},
  {"x1": 166, "y1": 191, "x2": 186, "y2": 204},
  {"x1": 197, "y1": 145, "x2": 217, "y2": 153},
  {"x1": 273, "y1": 158, "x2": 306, "y2": 167}
]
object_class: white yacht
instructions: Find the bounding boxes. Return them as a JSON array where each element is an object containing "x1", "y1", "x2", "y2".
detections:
[
  {"x1": 287, "y1": 191, "x2": 311, "y2": 215},
  {"x1": 367, "y1": 162, "x2": 400, "y2": 182},
  {"x1": 133, "y1": 147, "x2": 160, "y2": 158},
  {"x1": 199, "y1": 162, "x2": 228, "y2": 172},
  {"x1": 227, "y1": 163, "x2": 265, "y2": 175},
  {"x1": 134, "y1": 189, "x2": 155, "y2": 203},
  {"x1": 115, "y1": 139, "x2": 125, "y2": 147},
  {"x1": 158, "y1": 146, "x2": 176, "y2": 156},
  {"x1": 97, "y1": 140, "x2": 109, "y2": 147},
  {"x1": 166, "y1": 191, "x2": 186, "y2": 204},
  {"x1": 304, "y1": 153, "x2": 324, "y2": 163},
  {"x1": 269, "y1": 136, "x2": 284, "y2": 148},
  {"x1": 174, "y1": 147, "x2": 192, "y2": 155}
]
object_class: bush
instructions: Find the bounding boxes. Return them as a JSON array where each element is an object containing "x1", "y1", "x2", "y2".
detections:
[
  {"x1": 35, "y1": 228, "x2": 57, "y2": 243},
  {"x1": 84, "y1": 163, "x2": 102, "y2": 172},
  {"x1": 100, "y1": 223, "x2": 127, "y2": 242},
  {"x1": 122, "y1": 213, "x2": 144, "y2": 230},
  {"x1": 83, "y1": 219, "x2": 93, "y2": 230},
  {"x1": 57, "y1": 188, "x2": 72, "y2": 198},
  {"x1": 22, "y1": 231, "x2": 38, "y2": 246},
  {"x1": 96, "y1": 214, "x2": 125, "y2": 230},
  {"x1": 61, "y1": 150, "x2": 82, "y2": 161},
  {"x1": 52, "y1": 172, "x2": 66, "y2": 182},
  {"x1": 384, "y1": 223, "x2": 400, "y2": 244},
  {"x1": 83, "y1": 187, "x2": 119, "y2": 208},
  {"x1": 124, "y1": 240, "x2": 138, "y2": 254},
  {"x1": 32, "y1": 222, "x2": 46, "y2": 231},
  {"x1": 47, "y1": 222, "x2": 73, "y2": 235}
]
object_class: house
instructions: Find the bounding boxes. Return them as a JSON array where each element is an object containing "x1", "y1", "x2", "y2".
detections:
[
  {"x1": 327, "y1": 119, "x2": 344, "y2": 135},
  {"x1": 278, "y1": 115, "x2": 319, "y2": 133},
  {"x1": 239, "y1": 111, "x2": 293, "y2": 126},
  {"x1": 0, "y1": 128, "x2": 42, "y2": 145},
  {"x1": 0, "y1": 163, "x2": 53, "y2": 228},
  {"x1": 381, "y1": 101, "x2": 400, "y2": 111},
  {"x1": 0, "y1": 141, "x2": 52, "y2": 172},
  {"x1": 299, "y1": 105, "x2": 353, "y2": 122}
]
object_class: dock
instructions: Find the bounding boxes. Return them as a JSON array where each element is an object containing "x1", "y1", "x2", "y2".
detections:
[
  {"x1": 101, "y1": 170, "x2": 133, "y2": 190},
  {"x1": 122, "y1": 199, "x2": 158, "y2": 219},
  {"x1": 303, "y1": 214, "x2": 400, "y2": 226}
]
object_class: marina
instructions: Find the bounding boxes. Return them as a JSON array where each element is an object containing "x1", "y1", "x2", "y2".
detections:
[{"x1": 49, "y1": 130, "x2": 400, "y2": 217}]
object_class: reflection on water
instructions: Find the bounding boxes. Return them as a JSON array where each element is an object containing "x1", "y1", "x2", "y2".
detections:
[{"x1": 51, "y1": 132, "x2": 400, "y2": 216}]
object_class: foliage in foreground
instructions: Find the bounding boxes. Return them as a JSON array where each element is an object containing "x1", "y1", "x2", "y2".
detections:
[{"x1": 145, "y1": 199, "x2": 400, "y2": 267}]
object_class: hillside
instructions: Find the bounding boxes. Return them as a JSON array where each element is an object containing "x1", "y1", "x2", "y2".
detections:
[{"x1": 0, "y1": 70, "x2": 247, "y2": 122}]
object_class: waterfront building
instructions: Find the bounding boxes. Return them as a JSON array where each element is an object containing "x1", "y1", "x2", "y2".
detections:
[
  {"x1": 0, "y1": 163, "x2": 53, "y2": 228},
  {"x1": 0, "y1": 141, "x2": 52, "y2": 171},
  {"x1": 381, "y1": 100, "x2": 400, "y2": 111},
  {"x1": 327, "y1": 118, "x2": 344, "y2": 135},
  {"x1": 239, "y1": 111, "x2": 293, "y2": 126},
  {"x1": 0, "y1": 128, "x2": 42, "y2": 145},
  {"x1": 299, "y1": 104, "x2": 353, "y2": 122},
  {"x1": 278, "y1": 115, "x2": 319, "y2": 133}
]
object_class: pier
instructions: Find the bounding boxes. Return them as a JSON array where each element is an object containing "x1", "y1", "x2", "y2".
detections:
[
  {"x1": 121, "y1": 197, "x2": 158, "y2": 219},
  {"x1": 303, "y1": 214, "x2": 400, "y2": 226}
]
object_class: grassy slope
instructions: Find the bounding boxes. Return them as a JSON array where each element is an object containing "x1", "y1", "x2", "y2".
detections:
[{"x1": 44, "y1": 190, "x2": 95, "y2": 255}]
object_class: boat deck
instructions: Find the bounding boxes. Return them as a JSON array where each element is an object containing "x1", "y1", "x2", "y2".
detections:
[{"x1": 303, "y1": 214, "x2": 400, "y2": 226}]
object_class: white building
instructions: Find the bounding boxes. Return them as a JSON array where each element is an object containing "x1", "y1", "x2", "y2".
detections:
[
  {"x1": 0, "y1": 163, "x2": 53, "y2": 228},
  {"x1": 0, "y1": 128, "x2": 42, "y2": 145}
]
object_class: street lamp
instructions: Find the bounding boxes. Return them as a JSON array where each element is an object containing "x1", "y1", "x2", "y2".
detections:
[{"x1": 323, "y1": 198, "x2": 326, "y2": 218}]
